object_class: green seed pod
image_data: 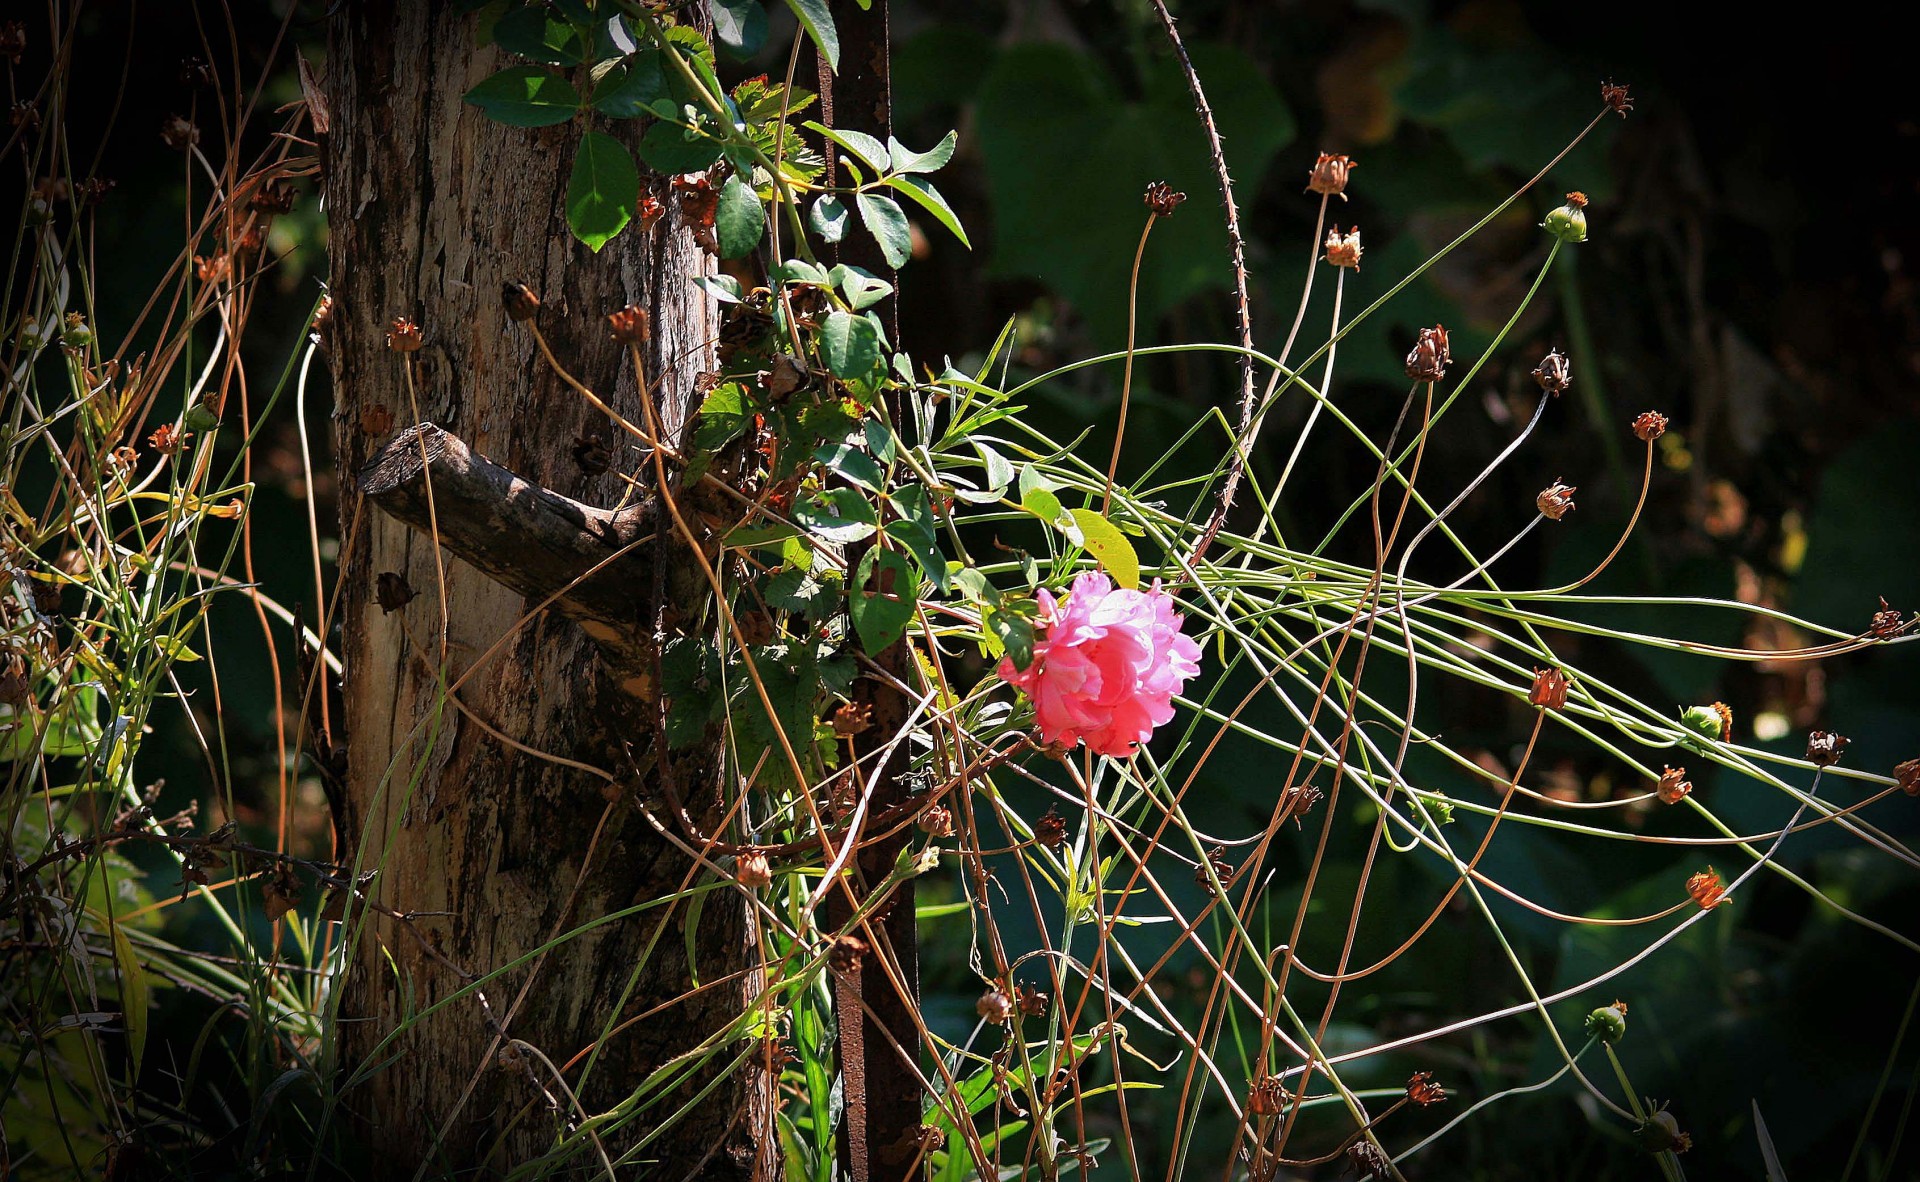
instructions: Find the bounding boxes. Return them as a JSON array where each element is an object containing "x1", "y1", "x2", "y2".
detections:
[
  {"x1": 61, "y1": 312, "x2": 92, "y2": 348},
  {"x1": 1543, "y1": 192, "x2": 1590, "y2": 243},
  {"x1": 1585, "y1": 1003, "x2": 1627, "y2": 1044},
  {"x1": 1635, "y1": 1110, "x2": 1690, "y2": 1154},
  {"x1": 1681, "y1": 703, "x2": 1729, "y2": 742},
  {"x1": 184, "y1": 404, "x2": 223, "y2": 432}
]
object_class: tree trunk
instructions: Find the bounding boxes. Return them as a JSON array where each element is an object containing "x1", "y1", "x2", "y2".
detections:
[{"x1": 324, "y1": 4, "x2": 770, "y2": 1176}]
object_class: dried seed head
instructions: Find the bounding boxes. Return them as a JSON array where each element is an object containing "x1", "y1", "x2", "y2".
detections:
[
  {"x1": 1282, "y1": 783, "x2": 1325, "y2": 827},
  {"x1": 828, "y1": 933, "x2": 869, "y2": 974},
  {"x1": 1142, "y1": 180, "x2": 1187, "y2": 217},
  {"x1": 1655, "y1": 765, "x2": 1692, "y2": 805},
  {"x1": 1685, "y1": 867, "x2": 1729, "y2": 909},
  {"x1": 1870, "y1": 598, "x2": 1907, "y2": 639},
  {"x1": 1805, "y1": 729, "x2": 1850, "y2": 767},
  {"x1": 1406, "y1": 1071, "x2": 1447, "y2": 1107},
  {"x1": 1896, "y1": 758, "x2": 1920, "y2": 797},
  {"x1": 1532, "y1": 349, "x2": 1572, "y2": 394},
  {"x1": 1536, "y1": 481, "x2": 1577, "y2": 521},
  {"x1": 607, "y1": 304, "x2": 651, "y2": 345},
  {"x1": 9, "y1": 100, "x2": 38, "y2": 131},
  {"x1": 1632, "y1": 410, "x2": 1668, "y2": 442},
  {"x1": 1528, "y1": 668, "x2": 1570, "y2": 710},
  {"x1": 180, "y1": 55, "x2": 216, "y2": 89},
  {"x1": 1585, "y1": 1000, "x2": 1628, "y2": 1043},
  {"x1": 249, "y1": 182, "x2": 295, "y2": 215},
  {"x1": 195, "y1": 252, "x2": 232, "y2": 285},
  {"x1": 1305, "y1": 152, "x2": 1355, "y2": 199},
  {"x1": 1016, "y1": 983, "x2": 1049, "y2": 1017},
  {"x1": 501, "y1": 281, "x2": 541, "y2": 322},
  {"x1": 1034, "y1": 805, "x2": 1068, "y2": 850},
  {"x1": 1543, "y1": 194, "x2": 1588, "y2": 243},
  {"x1": 1195, "y1": 846, "x2": 1235, "y2": 895},
  {"x1": 77, "y1": 176, "x2": 115, "y2": 207},
  {"x1": 1601, "y1": 79, "x2": 1634, "y2": 118},
  {"x1": 160, "y1": 113, "x2": 199, "y2": 151},
  {"x1": 976, "y1": 987, "x2": 1015, "y2": 1024},
  {"x1": 375, "y1": 572, "x2": 416, "y2": 614},
  {"x1": 1323, "y1": 225, "x2": 1363, "y2": 270},
  {"x1": 386, "y1": 317, "x2": 424, "y2": 353},
  {"x1": 0, "y1": 21, "x2": 25, "y2": 65},
  {"x1": 1404, "y1": 324, "x2": 1451, "y2": 383},
  {"x1": 735, "y1": 849, "x2": 772, "y2": 889},
  {"x1": 1347, "y1": 1143, "x2": 1391, "y2": 1176},
  {"x1": 310, "y1": 294, "x2": 335, "y2": 351},
  {"x1": 0, "y1": 650, "x2": 29, "y2": 706},
  {"x1": 918, "y1": 803, "x2": 954, "y2": 838},
  {"x1": 832, "y1": 700, "x2": 873, "y2": 738},
  {"x1": 1248, "y1": 1074, "x2": 1287, "y2": 1116}
]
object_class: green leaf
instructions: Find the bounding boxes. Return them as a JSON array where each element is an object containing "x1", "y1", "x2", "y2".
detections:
[
  {"x1": 464, "y1": 66, "x2": 581, "y2": 127},
  {"x1": 693, "y1": 274, "x2": 743, "y2": 303},
  {"x1": 589, "y1": 50, "x2": 666, "y2": 118},
  {"x1": 566, "y1": 131, "x2": 638, "y2": 251},
  {"x1": 795, "y1": 487, "x2": 877, "y2": 544},
  {"x1": 885, "y1": 485, "x2": 947, "y2": 592},
  {"x1": 809, "y1": 194, "x2": 850, "y2": 243},
  {"x1": 815, "y1": 442, "x2": 884, "y2": 491},
  {"x1": 887, "y1": 130, "x2": 956, "y2": 174},
  {"x1": 1068, "y1": 507, "x2": 1140, "y2": 590},
  {"x1": 884, "y1": 174, "x2": 969, "y2": 248},
  {"x1": 855, "y1": 192, "x2": 912, "y2": 269},
  {"x1": 819, "y1": 309, "x2": 883, "y2": 380},
  {"x1": 711, "y1": 0, "x2": 768, "y2": 58},
  {"x1": 692, "y1": 381, "x2": 751, "y2": 451},
  {"x1": 766, "y1": 568, "x2": 838, "y2": 621},
  {"x1": 108, "y1": 919, "x2": 148, "y2": 1078},
  {"x1": 638, "y1": 121, "x2": 724, "y2": 175},
  {"x1": 783, "y1": 0, "x2": 840, "y2": 71},
  {"x1": 986, "y1": 604, "x2": 1035, "y2": 670},
  {"x1": 852, "y1": 548, "x2": 917, "y2": 651},
  {"x1": 715, "y1": 174, "x2": 766, "y2": 259},
  {"x1": 829, "y1": 263, "x2": 893, "y2": 311},
  {"x1": 803, "y1": 121, "x2": 890, "y2": 172},
  {"x1": 493, "y1": 6, "x2": 591, "y2": 64}
]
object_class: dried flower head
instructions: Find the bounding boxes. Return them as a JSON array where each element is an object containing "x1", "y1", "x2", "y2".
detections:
[
  {"x1": 607, "y1": 304, "x2": 651, "y2": 346},
  {"x1": 386, "y1": 317, "x2": 424, "y2": 353},
  {"x1": 1536, "y1": 481, "x2": 1577, "y2": 521},
  {"x1": 1016, "y1": 983, "x2": 1049, "y2": 1017},
  {"x1": 0, "y1": 21, "x2": 25, "y2": 65},
  {"x1": 735, "y1": 849, "x2": 772, "y2": 889},
  {"x1": 250, "y1": 182, "x2": 296, "y2": 215},
  {"x1": 832, "y1": 700, "x2": 873, "y2": 738},
  {"x1": 77, "y1": 176, "x2": 116, "y2": 207},
  {"x1": 1143, "y1": 180, "x2": 1187, "y2": 217},
  {"x1": 160, "y1": 114, "x2": 199, "y2": 151},
  {"x1": 1601, "y1": 79, "x2": 1634, "y2": 118},
  {"x1": 1195, "y1": 846, "x2": 1235, "y2": 895},
  {"x1": 1805, "y1": 729, "x2": 1850, "y2": 767},
  {"x1": 637, "y1": 191, "x2": 666, "y2": 231},
  {"x1": 1632, "y1": 410, "x2": 1668, "y2": 442},
  {"x1": 1685, "y1": 867, "x2": 1730, "y2": 909},
  {"x1": 1870, "y1": 598, "x2": 1907, "y2": 639},
  {"x1": 1532, "y1": 349, "x2": 1572, "y2": 395},
  {"x1": 375, "y1": 571, "x2": 416, "y2": 615},
  {"x1": 1529, "y1": 667, "x2": 1570, "y2": 710},
  {"x1": 1323, "y1": 225, "x2": 1363, "y2": 269},
  {"x1": 148, "y1": 423, "x2": 189, "y2": 456},
  {"x1": 1896, "y1": 758, "x2": 1920, "y2": 797},
  {"x1": 1655, "y1": 766, "x2": 1692, "y2": 805},
  {"x1": 1282, "y1": 783, "x2": 1325, "y2": 827},
  {"x1": 1406, "y1": 1071, "x2": 1447, "y2": 1107},
  {"x1": 195, "y1": 252, "x2": 232, "y2": 285},
  {"x1": 1034, "y1": 806, "x2": 1069, "y2": 851},
  {"x1": 1404, "y1": 325, "x2": 1451, "y2": 383},
  {"x1": 918, "y1": 803, "x2": 954, "y2": 838},
  {"x1": 828, "y1": 933, "x2": 869, "y2": 974},
  {"x1": 1347, "y1": 1142, "x2": 1391, "y2": 1176},
  {"x1": 498, "y1": 281, "x2": 541, "y2": 322},
  {"x1": 976, "y1": 987, "x2": 1015, "y2": 1024},
  {"x1": 1305, "y1": 152, "x2": 1355, "y2": 199},
  {"x1": 180, "y1": 55, "x2": 216, "y2": 88},
  {"x1": 9, "y1": 100, "x2": 38, "y2": 131}
]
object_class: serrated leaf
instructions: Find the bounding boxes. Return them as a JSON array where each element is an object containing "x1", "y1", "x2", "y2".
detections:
[
  {"x1": 464, "y1": 66, "x2": 581, "y2": 127},
  {"x1": 589, "y1": 50, "x2": 666, "y2": 117},
  {"x1": 567, "y1": 131, "x2": 638, "y2": 251},
  {"x1": 886, "y1": 130, "x2": 956, "y2": 174},
  {"x1": 711, "y1": 0, "x2": 768, "y2": 58},
  {"x1": 809, "y1": 193, "x2": 850, "y2": 243},
  {"x1": 819, "y1": 309, "x2": 883, "y2": 381},
  {"x1": 796, "y1": 487, "x2": 877, "y2": 544},
  {"x1": 784, "y1": 0, "x2": 840, "y2": 71},
  {"x1": 637, "y1": 121, "x2": 724, "y2": 175},
  {"x1": 885, "y1": 174, "x2": 969, "y2": 248},
  {"x1": 715, "y1": 173, "x2": 766, "y2": 259},
  {"x1": 855, "y1": 192, "x2": 912, "y2": 269},
  {"x1": 493, "y1": 6, "x2": 591, "y2": 64},
  {"x1": 852, "y1": 548, "x2": 917, "y2": 651},
  {"x1": 1067, "y1": 508, "x2": 1140, "y2": 589}
]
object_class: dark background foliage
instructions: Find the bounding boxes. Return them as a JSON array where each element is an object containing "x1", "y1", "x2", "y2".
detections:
[{"x1": 29, "y1": 0, "x2": 1919, "y2": 1177}]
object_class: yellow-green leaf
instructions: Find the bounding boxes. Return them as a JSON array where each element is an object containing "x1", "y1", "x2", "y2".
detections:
[
  {"x1": 1068, "y1": 508, "x2": 1139, "y2": 589},
  {"x1": 109, "y1": 919, "x2": 148, "y2": 1078}
]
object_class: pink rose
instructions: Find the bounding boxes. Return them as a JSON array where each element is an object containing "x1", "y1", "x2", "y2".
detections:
[{"x1": 996, "y1": 571, "x2": 1203, "y2": 758}]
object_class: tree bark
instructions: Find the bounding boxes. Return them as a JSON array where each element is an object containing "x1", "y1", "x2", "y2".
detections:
[{"x1": 324, "y1": 5, "x2": 769, "y2": 1176}]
